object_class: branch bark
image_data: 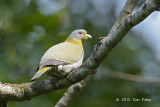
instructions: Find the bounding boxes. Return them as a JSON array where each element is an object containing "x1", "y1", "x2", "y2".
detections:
[{"x1": 0, "y1": 0, "x2": 160, "y2": 103}]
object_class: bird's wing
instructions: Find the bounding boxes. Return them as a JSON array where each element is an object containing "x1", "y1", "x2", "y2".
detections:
[
  {"x1": 39, "y1": 59, "x2": 71, "y2": 68},
  {"x1": 39, "y1": 42, "x2": 83, "y2": 69}
]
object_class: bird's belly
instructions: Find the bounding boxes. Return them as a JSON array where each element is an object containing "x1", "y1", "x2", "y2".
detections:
[{"x1": 59, "y1": 57, "x2": 83, "y2": 75}]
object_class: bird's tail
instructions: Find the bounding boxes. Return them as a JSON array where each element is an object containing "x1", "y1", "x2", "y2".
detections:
[{"x1": 31, "y1": 67, "x2": 50, "y2": 82}]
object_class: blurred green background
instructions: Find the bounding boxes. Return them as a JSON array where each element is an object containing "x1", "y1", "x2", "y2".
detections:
[{"x1": 1, "y1": 0, "x2": 160, "y2": 107}]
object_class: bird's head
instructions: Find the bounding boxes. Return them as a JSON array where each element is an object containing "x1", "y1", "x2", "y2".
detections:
[{"x1": 68, "y1": 29, "x2": 92, "y2": 40}]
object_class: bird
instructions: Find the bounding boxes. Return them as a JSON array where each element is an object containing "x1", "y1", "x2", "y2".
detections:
[{"x1": 31, "y1": 29, "x2": 92, "y2": 81}]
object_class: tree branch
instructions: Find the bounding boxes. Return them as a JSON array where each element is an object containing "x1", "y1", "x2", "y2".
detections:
[
  {"x1": 100, "y1": 68, "x2": 160, "y2": 83},
  {"x1": 55, "y1": 76, "x2": 90, "y2": 107},
  {"x1": 108, "y1": 0, "x2": 138, "y2": 35},
  {"x1": 55, "y1": 0, "x2": 138, "y2": 106},
  {"x1": 0, "y1": 0, "x2": 160, "y2": 103}
]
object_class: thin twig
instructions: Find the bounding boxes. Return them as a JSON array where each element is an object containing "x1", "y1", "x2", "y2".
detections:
[{"x1": 100, "y1": 68, "x2": 160, "y2": 84}]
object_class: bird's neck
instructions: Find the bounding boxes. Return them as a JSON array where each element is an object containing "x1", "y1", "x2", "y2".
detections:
[{"x1": 65, "y1": 38, "x2": 83, "y2": 49}]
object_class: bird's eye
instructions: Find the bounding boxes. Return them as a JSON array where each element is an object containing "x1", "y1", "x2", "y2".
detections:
[{"x1": 79, "y1": 32, "x2": 82, "y2": 34}]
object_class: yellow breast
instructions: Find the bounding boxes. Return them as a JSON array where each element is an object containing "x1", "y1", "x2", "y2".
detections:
[{"x1": 65, "y1": 38, "x2": 83, "y2": 51}]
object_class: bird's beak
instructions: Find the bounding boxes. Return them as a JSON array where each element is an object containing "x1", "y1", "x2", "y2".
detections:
[
  {"x1": 86, "y1": 34, "x2": 92, "y2": 39},
  {"x1": 83, "y1": 33, "x2": 92, "y2": 40}
]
